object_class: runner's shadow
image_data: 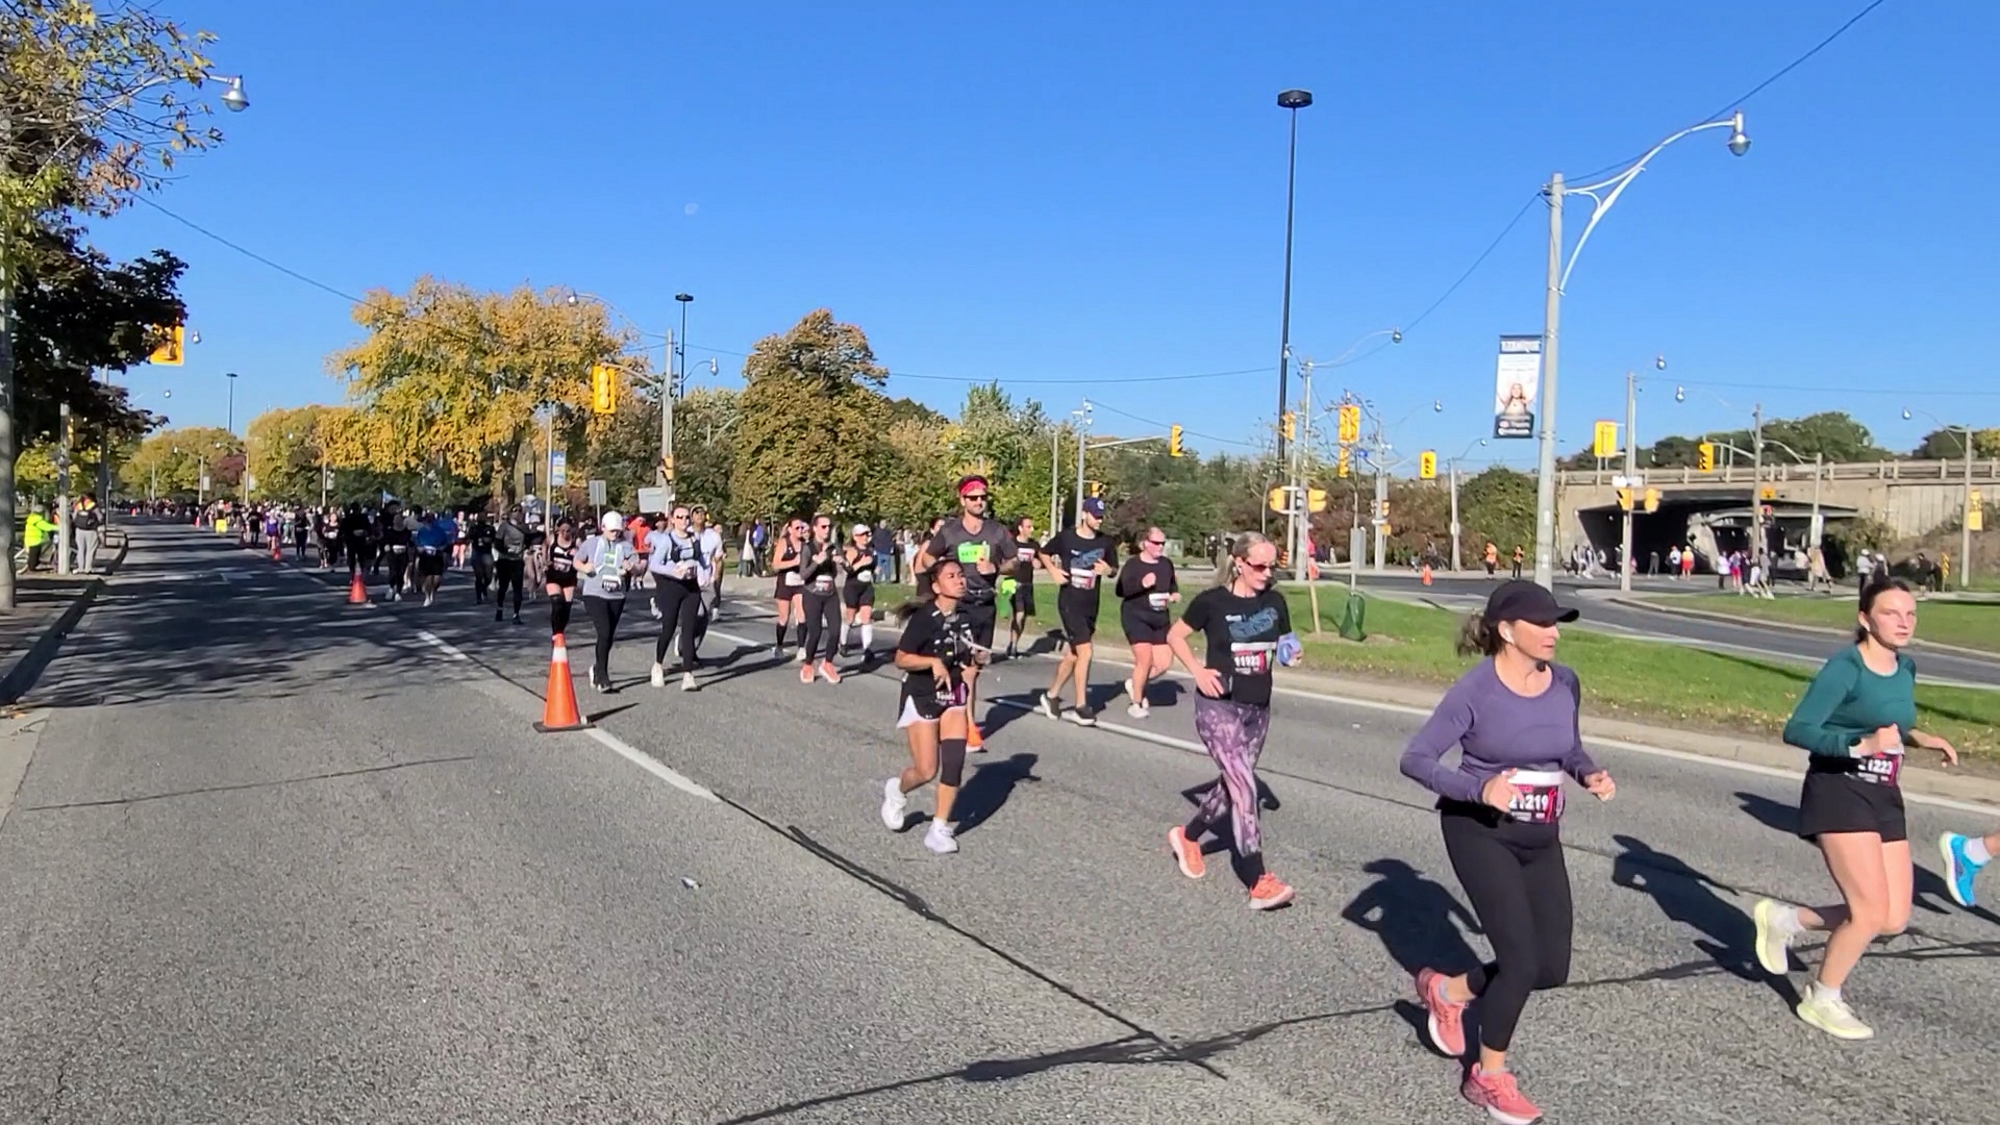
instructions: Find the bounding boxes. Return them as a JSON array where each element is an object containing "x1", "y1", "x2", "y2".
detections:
[
  {"x1": 1341, "y1": 858, "x2": 1485, "y2": 1049},
  {"x1": 1735, "y1": 791, "x2": 1798, "y2": 835},
  {"x1": 1609, "y1": 834, "x2": 1790, "y2": 1001},
  {"x1": 952, "y1": 753, "x2": 1041, "y2": 835},
  {"x1": 979, "y1": 696, "x2": 1038, "y2": 738}
]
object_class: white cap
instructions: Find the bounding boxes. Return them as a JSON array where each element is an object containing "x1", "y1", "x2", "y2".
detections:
[
  {"x1": 600, "y1": 510, "x2": 624, "y2": 532},
  {"x1": 852, "y1": 523, "x2": 870, "y2": 537}
]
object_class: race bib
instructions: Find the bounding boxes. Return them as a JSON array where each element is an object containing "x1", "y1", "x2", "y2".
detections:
[
  {"x1": 1230, "y1": 641, "x2": 1275, "y2": 676},
  {"x1": 812, "y1": 575, "x2": 835, "y2": 594},
  {"x1": 856, "y1": 571, "x2": 873, "y2": 584},
  {"x1": 956, "y1": 542, "x2": 990, "y2": 566},
  {"x1": 598, "y1": 572, "x2": 623, "y2": 592},
  {"x1": 1147, "y1": 592, "x2": 1170, "y2": 611},
  {"x1": 1069, "y1": 571, "x2": 1097, "y2": 590},
  {"x1": 1856, "y1": 747, "x2": 1904, "y2": 787},
  {"x1": 1506, "y1": 770, "x2": 1566, "y2": 824},
  {"x1": 390, "y1": 544, "x2": 408, "y2": 554},
  {"x1": 1017, "y1": 547, "x2": 1036, "y2": 564},
  {"x1": 936, "y1": 681, "x2": 970, "y2": 709},
  {"x1": 785, "y1": 571, "x2": 804, "y2": 587},
  {"x1": 419, "y1": 546, "x2": 439, "y2": 556}
]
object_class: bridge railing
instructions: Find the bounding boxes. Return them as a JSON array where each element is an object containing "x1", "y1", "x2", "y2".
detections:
[{"x1": 1555, "y1": 458, "x2": 2000, "y2": 488}]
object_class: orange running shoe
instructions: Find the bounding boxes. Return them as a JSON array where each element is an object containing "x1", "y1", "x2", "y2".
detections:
[
  {"x1": 1247, "y1": 873, "x2": 1295, "y2": 911},
  {"x1": 818, "y1": 661, "x2": 841, "y2": 684},
  {"x1": 1167, "y1": 826, "x2": 1205, "y2": 879},
  {"x1": 965, "y1": 725, "x2": 986, "y2": 753},
  {"x1": 798, "y1": 662, "x2": 814, "y2": 684}
]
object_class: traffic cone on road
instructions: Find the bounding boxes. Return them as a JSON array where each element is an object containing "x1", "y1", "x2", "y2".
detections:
[
  {"x1": 533, "y1": 634, "x2": 590, "y2": 733},
  {"x1": 347, "y1": 569, "x2": 369, "y2": 604},
  {"x1": 1421, "y1": 563, "x2": 1433, "y2": 586},
  {"x1": 270, "y1": 536, "x2": 282, "y2": 562}
]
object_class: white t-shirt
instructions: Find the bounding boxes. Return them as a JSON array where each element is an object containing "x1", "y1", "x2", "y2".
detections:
[{"x1": 698, "y1": 527, "x2": 724, "y2": 582}]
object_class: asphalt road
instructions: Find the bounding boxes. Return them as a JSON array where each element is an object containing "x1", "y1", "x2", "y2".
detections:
[
  {"x1": 1332, "y1": 570, "x2": 2000, "y2": 688},
  {"x1": 3, "y1": 523, "x2": 1997, "y2": 1124}
]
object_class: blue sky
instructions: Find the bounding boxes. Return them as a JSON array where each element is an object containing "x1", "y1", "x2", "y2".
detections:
[{"x1": 99, "y1": 0, "x2": 1997, "y2": 471}]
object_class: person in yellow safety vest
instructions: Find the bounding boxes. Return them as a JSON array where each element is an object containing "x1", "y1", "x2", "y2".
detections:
[{"x1": 22, "y1": 504, "x2": 56, "y2": 572}]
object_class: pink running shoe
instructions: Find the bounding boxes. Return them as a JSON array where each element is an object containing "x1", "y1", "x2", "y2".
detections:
[
  {"x1": 1462, "y1": 1063, "x2": 1542, "y2": 1125},
  {"x1": 1414, "y1": 968, "x2": 1466, "y2": 1058}
]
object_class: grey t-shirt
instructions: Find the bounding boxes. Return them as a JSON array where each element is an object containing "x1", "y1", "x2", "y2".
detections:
[
  {"x1": 577, "y1": 535, "x2": 637, "y2": 599},
  {"x1": 1399, "y1": 659, "x2": 1599, "y2": 806},
  {"x1": 924, "y1": 516, "x2": 1015, "y2": 605}
]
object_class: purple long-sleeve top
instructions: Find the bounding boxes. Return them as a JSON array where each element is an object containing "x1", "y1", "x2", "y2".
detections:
[{"x1": 1399, "y1": 659, "x2": 1600, "y2": 805}]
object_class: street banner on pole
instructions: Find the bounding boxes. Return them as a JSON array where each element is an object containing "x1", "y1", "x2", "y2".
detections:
[{"x1": 1494, "y1": 335, "x2": 1541, "y2": 439}]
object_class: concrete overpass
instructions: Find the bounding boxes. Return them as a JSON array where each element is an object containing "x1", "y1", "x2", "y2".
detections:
[{"x1": 1554, "y1": 457, "x2": 1996, "y2": 572}]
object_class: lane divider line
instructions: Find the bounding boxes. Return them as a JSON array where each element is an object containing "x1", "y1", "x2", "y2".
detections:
[
  {"x1": 584, "y1": 727, "x2": 719, "y2": 802},
  {"x1": 415, "y1": 630, "x2": 470, "y2": 662}
]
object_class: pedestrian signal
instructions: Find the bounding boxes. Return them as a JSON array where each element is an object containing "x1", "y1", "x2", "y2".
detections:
[
  {"x1": 1267, "y1": 487, "x2": 1288, "y2": 514},
  {"x1": 591, "y1": 363, "x2": 617, "y2": 414},
  {"x1": 1697, "y1": 442, "x2": 1715, "y2": 472},
  {"x1": 1593, "y1": 420, "x2": 1618, "y2": 460},
  {"x1": 1168, "y1": 425, "x2": 1184, "y2": 458},
  {"x1": 1418, "y1": 451, "x2": 1436, "y2": 480},
  {"x1": 1759, "y1": 484, "x2": 1776, "y2": 500},
  {"x1": 1338, "y1": 404, "x2": 1362, "y2": 445}
]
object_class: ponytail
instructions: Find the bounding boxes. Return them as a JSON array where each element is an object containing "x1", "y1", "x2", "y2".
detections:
[
  {"x1": 1214, "y1": 532, "x2": 1273, "y2": 589},
  {"x1": 1456, "y1": 612, "x2": 1502, "y2": 657}
]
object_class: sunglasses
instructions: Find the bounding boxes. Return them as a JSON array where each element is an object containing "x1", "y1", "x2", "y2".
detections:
[
  {"x1": 1145, "y1": 539, "x2": 1166, "y2": 547},
  {"x1": 963, "y1": 493, "x2": 988, "y2": 502},
  {"x1": 1241, "y1": 561, "x2": 1274, "y2": 572}
]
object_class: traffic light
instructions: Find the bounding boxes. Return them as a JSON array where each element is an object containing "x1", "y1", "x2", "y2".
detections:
[
  {"x1": 1971, "y1": 489, "x2": 1985, "y2": 532},
  {"x1": 1336, "y1": 446, "x2": 1350, "y2": 478},
  {"x1": 1418, "y1": 451, "x2": 1437, "y2": 480},
  {"x1": 1280, "y1": 412, "x2": 1296, "y2": 442},
  {"x1": 1267, "y1": 487, "x2": 1288, "y2": 514},
  {"x1": 1593, "y1": 420, "x2": 1618, "y2": 460},
  {"x1": 591, "y1": 362, "x2": 617, "y2": 414},
  {"x1": 147, "y1": 324, "x2": 185, "y2": 366},
  {"x1": 1697, "y1": 442, "x2": 1715, "y2": 472},
  {"x1": 1168, "y1": 424, "x2": 1184, "y2": 458},
  {"x1": 1378, "y1": 499, "x2": 1391, "y2": 520},
  {"x1": 1759, "y1": 484, "x2": 1776, "y2": 500},
  {"x1": 1087, "y1": 480, "x2": 1104, "y2": 498},
  {"x1": 1307, "y1": 488, "x2": 1328, "y2": 513},
  {"x1": 1338, "y1": 404, "x2": 1362, "y2": 445},
  {"x1": 1644, "y1": 488, "x2": 1660, "y2": 513},
  {"x1": 1617, "y1": 487, "x2": 1634, "y2": 511}
]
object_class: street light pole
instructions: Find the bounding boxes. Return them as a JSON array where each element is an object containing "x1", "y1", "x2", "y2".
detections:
[
  {"x1": 1902, "y1": 408, "x2": 1980, "y2": 589},
  {"x1": 1294, "y1": 360, "x2": 1314, "y2": 582},
  {"x1": 1750, "y1": 403, "x2": 1765, "y2": 566},
  {"x1": 225, "y1": 371, "x2": 238, "y2": 435},
  {"x1": 1529, "y1": 111, "x2": 1750, "y2": 589},
  {"x1": 1619, "y1": 369, "x2": 1637, "y2": 592},
  {"x1": 1073, "y1": 400, "x2": 1092, "y2": 522},
  {"x1": 670, "y1": 293, "x2": 692, "y2": 495},
  {"x1": 1273, "y1": 89, "x2": 1312, "y2": 474}
]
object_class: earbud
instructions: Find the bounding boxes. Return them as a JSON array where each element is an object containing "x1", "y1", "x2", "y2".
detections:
[{"x1": 1500, "y1": 630, "x2": 1515, "y2": 646}]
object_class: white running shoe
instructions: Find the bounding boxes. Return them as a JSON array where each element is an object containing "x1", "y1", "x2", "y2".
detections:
[
  {"x1": 650, "y1": 664, "x2": 666, "y2": 688},
  {"x1": 1126, "y1": 702, "x2": 1150, "y2": 719},
  {"x1": 681, "y1": 672, "x2": 698, "y2": 692},
  {"x1": 1796, "y1": 984, "x2": 1874, "y2": 1040},
  {"x1": 1751, "y1": 899, "x2": 1796, "y2": 977},
  {"x1": 880, "y1": 779, "x2": 907, "y2": 831},
  {"x1": 924, "y1": 819, "x2": 959, "y2": 854},
  {"x1": 1037, "y1": 693, "x2": 1060, "y2": 720}
]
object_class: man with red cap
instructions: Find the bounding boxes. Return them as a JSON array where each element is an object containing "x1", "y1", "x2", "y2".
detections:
[{"x1": 915, "y1": 475, "x2": 1015, "y2": 751}]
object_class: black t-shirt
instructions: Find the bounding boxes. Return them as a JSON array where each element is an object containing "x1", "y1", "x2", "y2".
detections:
[
  {"x1": 801, "y1": 538, "x2": 841, "y2": 592},
  {"x1": 1011, "y1": 536, "x2": 1039, "y2": 584},
  {"x1": 1040, "y1": 528, "x2": 1116, "y2": 602},
  {"x1": 470, "y1": 523, "x2": 496, "y2": 553},
  {"x1": 1179, "y1": 586, "x2": 1292, "y2": 709},
  {"x1": 382, "y1": 525, "x2": 412, "y2": 552},
  {"x1": 896, "y1": 603, "x2": 979, "y2": 692},
  {"x1": 1116, "y1": 556, "x2": 1178, "y2": 620},
  {"x1": 547, "y1": 540, "x2": 577, "y2": 576},
  {"x1": 924, "y1": 517, "x2": 1015, "y2": 605}
]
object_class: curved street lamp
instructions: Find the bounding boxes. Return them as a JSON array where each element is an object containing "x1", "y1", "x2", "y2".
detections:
[
  {"x1": 1903, "y1": 406, "x2": 1981, "y2": 589},
  {"x1": 1530, "y1": 110, "x2": 1750, "y2": 588}
]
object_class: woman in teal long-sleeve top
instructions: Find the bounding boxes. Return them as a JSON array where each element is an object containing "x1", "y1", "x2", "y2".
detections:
[{"x1": 1749, "y1": 578, "x2": 1957, "y2": 1043}]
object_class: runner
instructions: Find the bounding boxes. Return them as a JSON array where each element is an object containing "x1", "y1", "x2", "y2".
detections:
[
  {"x1": 797, "y1": 514, "x2": 844, "y2": 684},
  {"x1": 878, "y1": 557, "x2": 988, "y2": 856},
  {"x1": 1401, "y1": 579, "x2": 1614, "y2": 1124},
  {"x1": 1941, "y1": 827, "x2": 2000, "y2": 908},
  {"x1": 413, "y1": 509, "x2": 453, "y2": 607},
  {"x1": 770, "y1": 518, "x2": 806, "y2": 657},
  {"x1": 575, "y1": 510, "x2": 645, "y2": 693},
  {"x1": 1117, "y1": 525, "x2": 1178, "y2": 719},
  {"x1": 646, "y1": 505, "x2": 705, "y2": 692},
  {"x1": 494, "y1": 506, "x2": 528, "y2": 623},
  {"x1": 1005, "y1": 515, "x2": 1037, "y2": 659},
  {"x1": 468, "y1": 511, "x2": 497, "y2": 605},
  {"x1": 693, "y1": 505, "x2": 725, "y2": 649},
  {"x1": 1163, "y1": 533, "x2": 1303, "y2": 912},
  {"x1": 916, "y1": 478, "x2": 1013, "y2": 751},
  {"x1": 451, "y1": 509, "x2": 470, "y2": 571},
  {"x1": 839, "y1": 523, "x2": 877, "y2": 657},
  {"x1": 1034, "y1": 496, "x2": 1115, "y2": 726},
  {"x1": 382, "y1": 507, "x2": 413, "y2": 602},
  {"x1": 544, "y1": 517, "x2": 579, "y2": 638},
  {"x1": 1750, "y1": 577, "x2": 1958, "y2": 1040}
]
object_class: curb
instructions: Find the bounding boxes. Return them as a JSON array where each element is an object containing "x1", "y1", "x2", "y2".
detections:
[
  {"x1": 1607, "y1": 596, "x2": 2000, "y2": 663},
  {"x1": 0, "y1": 537, "x2": 129, "y2": 706}
]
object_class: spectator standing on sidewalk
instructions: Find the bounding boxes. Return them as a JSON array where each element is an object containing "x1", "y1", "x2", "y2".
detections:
[{"x1": 74, "y1": 497, "x2": 103, "y2": 574}]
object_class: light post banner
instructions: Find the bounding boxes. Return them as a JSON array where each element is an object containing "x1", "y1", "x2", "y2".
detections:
[{"x1": 1493, "y1": 335, "x2": 1542, "y2": 439}]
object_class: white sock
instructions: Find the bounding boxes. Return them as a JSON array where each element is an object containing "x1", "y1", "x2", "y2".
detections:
[
  {"x1": 840, "y1": 621, "x2": 851, "y2": 648},
  {"x1": 1811, "y1": 980, "x2": 1841, "y2": 1003},
  {"x1": 861, "y1": 623, "x2": 873, "y2": 650},
  {"x1": 1771, "y1": 903, "x2": 1803, "y2": 935},
  {"x1": 1967, "y1": 836, "x2": 1994, "y2": 866}
]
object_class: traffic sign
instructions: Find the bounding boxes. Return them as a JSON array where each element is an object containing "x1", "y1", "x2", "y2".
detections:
[
  {"x1": 550, "y1": 451, "x2": 568, "y2": 487},
  {"x1": 588, "y1": 479, "x2": 607, "y2": 505},
  {"x1": 1592, "y1": 420, "x2": 1618, "y2": 459}
]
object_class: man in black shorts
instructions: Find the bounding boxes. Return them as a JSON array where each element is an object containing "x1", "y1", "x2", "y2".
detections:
[
  {"x1": 915, "y1": 476, "x2": 1014, "y2": 750},
  {"x1": 1005, "y1": 515, "x2": 1038, "y2": 659},
  {"x1": 1036, "y1": 496, "x2": 1116, "y2": 726}
]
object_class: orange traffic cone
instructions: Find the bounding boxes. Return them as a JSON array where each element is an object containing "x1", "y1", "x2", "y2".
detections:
[
  {"x1": 1421, "y1": 563, "x2": 1433, "y2": 586},
  {"x1": 270, "y1": 536, "x2": 282, "y2": 562},
  {"x1": 533, "y1": 634, "x2": 591, "y2": 733},
  {"x1": 347, "y1": 569, "x2": 369, "y2": 604}
]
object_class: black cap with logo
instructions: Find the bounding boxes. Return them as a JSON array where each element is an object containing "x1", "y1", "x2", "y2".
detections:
[{"x1": 1484, "y1": 579, "x2": 1579, "y2": 627}]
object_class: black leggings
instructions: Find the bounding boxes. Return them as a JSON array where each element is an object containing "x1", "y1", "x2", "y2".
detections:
[
  {"x1": 549, "y1": 589, "x2": 574, "y2": 637},
  {"x1": 653, "y1": 579, "x2": 702, "y2": 668},
  {"x1": 387, "y1": 552, "x2": 409, "y2": 592},
  {"x1": 1440, "y1": 803, "x2": 1574, "y2": 1053},
  {"x1": 496, "y1": 559, "x2": 524, "y2": 613},
  {"x1": 801, "y1": 589, "x2": 842, "y2": 662},
  {"x1": 583, "y1": 595, "x2": 623, "y2": 682},
  {"x1": 472, "y1": 551, "x2": 494, "y2": 599}
]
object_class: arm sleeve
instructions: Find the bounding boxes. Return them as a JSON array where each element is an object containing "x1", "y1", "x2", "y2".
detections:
[
  {"x1": 1558, "y1": 666, "x2": 1601, "y2": 782},
  {"x1": 1782, "y1": 653, "x2": 1864, "y2": 758},
  {"x1": 1399, "y1": 679, "x2": 1484, "y2": 804}
]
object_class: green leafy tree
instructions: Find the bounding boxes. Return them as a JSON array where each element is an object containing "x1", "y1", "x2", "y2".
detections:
[
  {"x1": 1761, "y1": 412, "x2": 1891, "y2": 463},
  {"x1": 729, "y1": 309, "x2": 888, "y2": 521},
  {"x1": 1912, "y1": 427, "x2": 2000, "y2": 460},
  {"x1": 1458, "y1": 467, "x2": 1537, "y2": 559},
  {"x1": 119, "y1": 425, "x2": 240, "y2": 499}
]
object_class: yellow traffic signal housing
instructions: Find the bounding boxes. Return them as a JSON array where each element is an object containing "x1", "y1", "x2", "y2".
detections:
[
  {"x1": 1759, "y1": 484, "x2": 1776, "y2": 500},
  {"x1": 1418, "y1": 450, "x2": 1437, "y2": 480},
  {"x1": 1307, "y1": 488, "x2": 1328, "y2": 513},
  {"x1": 591, "y1": 363, "x2": 617, "y2": 414},
  {"x1": 1280, "y1": 412, "x2": 1296, "y2": 442},
  {"x1": 148, "y1": 324, "x2": 185, "y2": 366},
  {"x1": 1617, "y1": 487, "x2": 1634, "y2": 511},
  {"x1": 1087, "y1": 480, "x2": 1104, "y2": 498},
  {"x1": 1336, "y1": 447, "x2": 1350, "y2": 478},
  {"x1": 1267, "y1": 487, "x2": 1288, "y2": 514},
  {"x1": 1168, "y1": 424, "x2": 1184, "y2": 457},
  {"x1": 1697, "y1": 442, "x2": 1715, "y2": 472},
  {"x1": 1644, "y1": 488, "x2": 1660, "y2": 513},
  {"x1": 1337, "y1": 404, "x2": 1362, "y2": 445},
  {"x1": 1593, "y1": 420, "x2": 1619, "y2": 460}
]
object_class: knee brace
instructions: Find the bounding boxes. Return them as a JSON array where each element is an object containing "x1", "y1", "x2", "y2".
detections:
[{"x1": 939, "y1": 738, "x2": 968, "y2": 787}]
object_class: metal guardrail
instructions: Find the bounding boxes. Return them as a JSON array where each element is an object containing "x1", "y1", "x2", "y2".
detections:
[{"x1": 1557, "y1": 458, "x2": 2000, "y2": 488}]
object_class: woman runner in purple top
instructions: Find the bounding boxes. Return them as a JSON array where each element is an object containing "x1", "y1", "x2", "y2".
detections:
[{"x1": 1399, "y1": 580, "x2": 1615, "y2": 1125}]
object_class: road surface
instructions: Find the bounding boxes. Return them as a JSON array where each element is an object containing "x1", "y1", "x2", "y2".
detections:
[{"x1": 3, "y1": 524, "x2": 1996, "y2": 1124}]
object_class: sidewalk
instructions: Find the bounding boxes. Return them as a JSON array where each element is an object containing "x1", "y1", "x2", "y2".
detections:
[{"x1": 0, "y1": 535, "x2": 128, "y2": 705}]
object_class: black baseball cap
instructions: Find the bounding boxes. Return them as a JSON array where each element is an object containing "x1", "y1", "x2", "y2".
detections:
[{"x1": 1484, "y1": 579, "x2": 1578, "y2": 626}]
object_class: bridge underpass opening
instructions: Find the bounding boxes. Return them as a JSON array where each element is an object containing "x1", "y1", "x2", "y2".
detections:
[{"x1": 1575, "y1": 496, "x2": 1858, "y2": 577}]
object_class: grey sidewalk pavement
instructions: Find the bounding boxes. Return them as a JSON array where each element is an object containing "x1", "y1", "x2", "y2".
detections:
[{"x1": 0, "y1": 532, "x2": 130, "y2": 706}]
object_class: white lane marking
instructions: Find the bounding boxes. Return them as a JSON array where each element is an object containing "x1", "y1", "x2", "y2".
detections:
[
  {"x1": 213, "y1": 570, "x2": 231, "y2": 584},
  {"x1": 585, "y1": 727, "x2": 719, "y2": 802},
  {"x1": 713, "y1": 606, "x2": 2000, "y2": 815},
  {"x1": 416, "y1": 630, "x2": 469, "y2": 661}
]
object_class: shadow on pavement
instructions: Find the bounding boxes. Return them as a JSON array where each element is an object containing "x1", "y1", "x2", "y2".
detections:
[
  {"x1": 951, "y1": 752, "x2": 1040, "y2": 835},
  {"x1": 1609, "y1": 834, "x2": 1782, "y2": 997},
  {"x1": 1735, "y1": 790, "x2": 1799, "y2": 835}
]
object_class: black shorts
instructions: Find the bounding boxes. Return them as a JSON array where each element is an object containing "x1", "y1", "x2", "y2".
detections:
[
  {"x1": 1796, "y1": 769, "x2": 1907, "y2": 843},
  {"x1": 417, "y1": 552, "x2": 445, "y2": 577},
  {"x1": 546, "y1": 568, "x2": 576, "y2": 590},
  {"x1": 1057, "y1": 592, "x2": 1099, "y2": 647},
  {"x1": 842, "y1": 581, "x2": 875, "y2": 610},
  {"x1": 1010, "y1": 583, "x2": 1036, "y2": 617},
  {"x1": 1121, "y1": 601, "x2": 1170, "y2": 645},
  {"x1": 962, "y1": 599, "x2": 997, "y2": 649},
  {"x1": 898, "y1": 676, "x2": 967, "y2": 727},
  {"x1": 775, "y1": 573, "x2": 804, "y2": 600}
]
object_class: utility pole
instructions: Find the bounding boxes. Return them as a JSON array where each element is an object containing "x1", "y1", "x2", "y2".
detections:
[
  {"x1": 1449, "y1": 464, "x2": 1462, "y2": 572},
  {"x1": 1073, "y1": 400, "x2": 1092, "y2": 523},
  {"x1": 1371, "y1": 421, "x2": 1389, "y2": 574},
  {"x1": 661, "y1": 329, "x2": 676, "y2": 496},
  {"x1": 1049, "y1": 426, "x2": 1062, "y2": 533},
  {"x1": 319, "y1": 448, "x2": 330, "y2": 509},
  {"x1": 1619, "y1": 370, "x2": 1637, "y2": 593},
  {"x1": 1531, "y1": 173, "x2": 1564, "y2": 588},
  {"x1": 56, "y1": 403, "x2": 72, "y2": 575},
  {"x1": 1749, "y1": 403, "x2": 1765, "y2": 568},
  {"x1": 1962, "y1": 429, "x2": 1977, "y2": 590},
  {"x1": 1810, "y1": 451, "x2": 1824, "y2": 554},
  {"x1": 1293, "y1": 360, "x2": 1313, "y2": 583}
]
